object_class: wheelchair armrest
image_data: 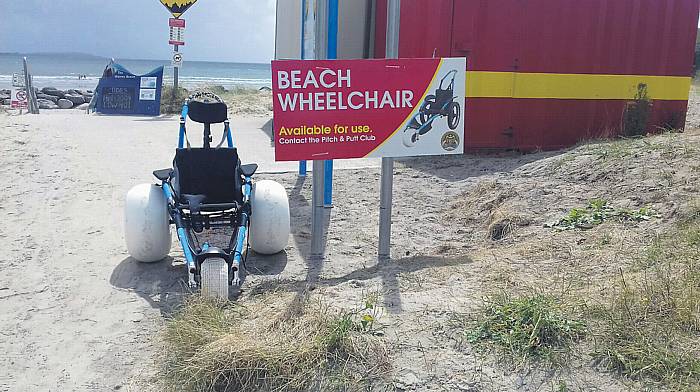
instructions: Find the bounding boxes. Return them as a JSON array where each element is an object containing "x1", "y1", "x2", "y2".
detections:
[
  {"x1": 153, "y1": 168, "x2": 173, "y2": 181},
  {"x1": 240, "y1": 163, "x2": 258, "y2": 177}
]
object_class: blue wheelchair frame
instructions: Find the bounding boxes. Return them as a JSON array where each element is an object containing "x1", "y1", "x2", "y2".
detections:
[{"x1": 157, "y1": 99, "x2": 251, "y2": 288}]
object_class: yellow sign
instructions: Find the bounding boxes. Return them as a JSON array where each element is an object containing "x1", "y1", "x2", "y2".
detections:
[{"x1": 159, "y1": 0, "x2": 198, "y2": 18}]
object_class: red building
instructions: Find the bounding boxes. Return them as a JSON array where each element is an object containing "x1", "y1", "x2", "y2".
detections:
[{"x1": 374, "y1": 0, "x2": 699, "y2": 150}]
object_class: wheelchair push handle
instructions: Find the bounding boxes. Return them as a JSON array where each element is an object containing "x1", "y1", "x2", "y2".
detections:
[{"x1": 439, "y1": 69, "x2": 459, "y2": 91}]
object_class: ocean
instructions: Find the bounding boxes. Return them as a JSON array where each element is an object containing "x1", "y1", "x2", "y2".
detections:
[{"x1": 0, "y1": 53, "x2": 272, "y2": 91}]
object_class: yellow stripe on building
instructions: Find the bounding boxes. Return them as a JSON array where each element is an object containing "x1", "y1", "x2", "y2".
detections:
[{"x1": 466, "y1": 71, "x2": 691, "y2": 101}]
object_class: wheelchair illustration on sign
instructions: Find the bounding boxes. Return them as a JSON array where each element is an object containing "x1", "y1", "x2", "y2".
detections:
[{"x1": 403, "y1": 69, "x2": 461, "y2": 147}]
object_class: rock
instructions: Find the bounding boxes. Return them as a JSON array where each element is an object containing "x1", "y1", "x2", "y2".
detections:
[
  {"x1": 259, "y1": 86, "x2": 272, "y2": 91},
  {"x1": 0, "y1": 94, "x2": 9, "y2": 101},
  {"x1": 394, "y1": 370, "x2": 421, "y2": 390},
  {"x1": 57, "y1": 98, "x2": 74, "y2": 109},
  {"x1": 64, "y1": 94, "x2": 85, "y2": 105},
  {"x1": 2, "y1": 99, "x2": 11, "y2": 106},
  {"x1": 41, "y1": 87, "x2": 65, "y2": 98},
  {"x1": 36, "y1": 93, "x2": 58, "y2": 103},
  {"x1": 74, "y1": 103, "x2": 89, "y2": 110},
  {"x1": 66, "y1": 89, "x2": 80, "y2": 95},
  {"x1": 38, "y1": 99, "x2": 58, "y2": 109}
]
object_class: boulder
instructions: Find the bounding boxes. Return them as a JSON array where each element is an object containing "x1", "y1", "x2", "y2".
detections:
[
  {"x1": 38, "y1": 99, "x2": 58, "y2": 109},
  {"x1": 57, "y1": 98, "x2": 74, "y2": 109},
  {"x1": 74, "y1": 103, "x2": 89, "y2": 110},
  {"x1": 37, "y1": 93, "x2": 59, "y2": 103},
  {"x1": 41, "y1": 87, "x2": 65, "y2": 98},
  {"x1": 64, "y1": 94, "x2": 85, "y2": 105}
]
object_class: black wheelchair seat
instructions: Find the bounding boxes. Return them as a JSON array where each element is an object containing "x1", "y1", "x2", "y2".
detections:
[
  {"x1": 172, "y1": 148, "x2": 243, "y2": 204},
  {"x1": 433, "y1": 88, "x2": 453, "y2": 112},
  {"x1": 188, "y1": 100, "x2": 228, "y2": 124}
]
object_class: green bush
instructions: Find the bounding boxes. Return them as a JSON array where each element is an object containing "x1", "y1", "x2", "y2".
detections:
[
  {"x1": 467, "y1": 294, "x2": 586, "y2": 363},
  {"x1": 160, "y1": 85, "x2": 189, "y2": 114}
]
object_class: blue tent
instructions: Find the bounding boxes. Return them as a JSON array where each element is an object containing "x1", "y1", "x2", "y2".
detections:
[{"x1": 93, "y1": 61, "x2": 163, "y2": 116}]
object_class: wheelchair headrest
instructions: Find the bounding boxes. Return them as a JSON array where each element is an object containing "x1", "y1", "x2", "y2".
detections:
[{"x1": 187, "y1": 100, "x2": 228, "y2": 124}]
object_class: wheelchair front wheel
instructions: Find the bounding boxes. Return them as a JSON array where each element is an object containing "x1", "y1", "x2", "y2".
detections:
[
  {"x1": 402, "y1": 129, "x2": 418, "y2": 147},
  {"x1": 200, "y1": 257, "x2": 229, "y2": 300}
]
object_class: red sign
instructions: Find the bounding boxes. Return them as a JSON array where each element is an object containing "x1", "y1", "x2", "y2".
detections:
[
  {"x1": 169, "y1": 18, "x2": 185, "y2": 45},
  {"x1": 11, "y1": 88, "x2": 28, "y2": 109},
  {"x1": 272, "y1": 58, "x2": 466, "y2": 161},
  {"x1": 169, "y1": 18, "x2": 186, "y2": 28}
]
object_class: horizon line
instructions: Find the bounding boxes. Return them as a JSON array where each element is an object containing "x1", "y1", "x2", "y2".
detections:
[{"x1": 0, "y1": 51, "x2": 271, "y2": 65}]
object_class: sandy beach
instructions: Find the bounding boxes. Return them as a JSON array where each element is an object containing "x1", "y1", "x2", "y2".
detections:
[{"x1": 0, "y1": 88, "x2": 699, "y2": 391}]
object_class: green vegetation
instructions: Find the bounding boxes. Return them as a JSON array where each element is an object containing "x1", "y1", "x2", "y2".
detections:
[
  {"x1": 160, "y1": 85, "x2": 189, "y2": 114},
  {"x1": 466, "y1": 294, "x2": 586, "y2": 363},
  {"x1": 591, "y1": 204, "x2": 700, "y2": 387},
  {"x1": 159, "y1": 84, "x2": 272, "y2": 116},
  {"x1": 547, "y1": 199, "x2": 656, "y2": 231},
  {"x1": 161, "y1": 295, "x2": 389, "y2": 392},
  {"x1": 623, "y1": 83, "x2": 652, "y2": 137}
]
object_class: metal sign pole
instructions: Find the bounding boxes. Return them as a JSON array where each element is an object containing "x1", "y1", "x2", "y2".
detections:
[
  {"x1": 173, "y1": 44, "x2": 179, "y2": 98},
  {"x1": 22, "y1": 57, "x2": 39, "y2": 114},
  {"x1": 310, "y1": 0, "x2": 327, "y2": 258},
  {"x1": 323, "y1": 0, "x2": 339, "y2": 207},
  {"x1": 378, "y1": 0, "x2": 400, "y2": 260}
]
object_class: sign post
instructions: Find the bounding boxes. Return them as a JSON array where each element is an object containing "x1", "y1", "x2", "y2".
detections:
[
  {"x1": 168, "y1": 17, "x2": 186, "y2": 97},
  {"x1": 22, "y1": 57, "x2": 39, "y2": 114},
  {"x1": 379, "y1": 0, "x2": 401, "y2": 260},
  {"x1": 159, "y1": 1, "x2": 198, "y2": 99},
  {"x1": 311, "y1": 0, "x2": 327, "y2": 259},
  {"x1": 323, "y1": 0, "x2": 339, "y2": 208}
]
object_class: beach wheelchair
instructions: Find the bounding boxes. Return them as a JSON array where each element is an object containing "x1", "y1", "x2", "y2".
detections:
[
  {"x1": 403, "y1": 69, "x2": 461, "y2": 147},
  {"x1": 124, "y1": 92, "x2": 290, "y2": 299}
]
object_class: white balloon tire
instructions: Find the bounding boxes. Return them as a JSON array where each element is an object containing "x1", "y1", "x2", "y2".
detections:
[
  {"x1": 200, "y1": 257, "x2": 229, "y2": 300},
  {"x1": 249, "y1": 180, "x2": 290, "y2": 255},
  {"x1": 403, "y1": 129, "x2": 417, "y2": 148},
  {"x1": 124, "y1": 183, "x2": 171, "y2": 263}
]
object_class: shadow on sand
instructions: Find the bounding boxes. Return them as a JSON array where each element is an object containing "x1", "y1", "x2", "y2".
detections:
[
  {"x1": 248, "y1": 254, "x2": 473, "y2": 312},
  {"x1": 110, "y1": 256, "x2": 188, "y2": 317}
]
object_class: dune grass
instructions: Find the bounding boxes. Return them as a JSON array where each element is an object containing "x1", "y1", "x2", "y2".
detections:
[
  {"x1": 160, "y1": 85, "x2": 190, "y2": 114},
  {"x1": 161, "y1": 294, "x2": 390, "y2": 392},
  {"x1": 465, "y1": 293, "x2": 587, "y2": 364},
  {"x1": 159, "y1": 84, "x2": 272, "y2": 116},
  {"x1": 590, "y1": 202, "x2": 700, "y2": 387}
]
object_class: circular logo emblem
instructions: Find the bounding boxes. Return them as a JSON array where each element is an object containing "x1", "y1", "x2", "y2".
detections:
[
  {"x1": 16, "y1": 91, "x2": 27, "y2": 101},
  {"x1": 441, "y1": 131, "x2": 460, "y2": 151}
]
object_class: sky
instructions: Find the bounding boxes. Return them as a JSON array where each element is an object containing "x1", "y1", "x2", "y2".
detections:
[{"x1": 0, "y1": 0, "x2": 276, "y2": 63}]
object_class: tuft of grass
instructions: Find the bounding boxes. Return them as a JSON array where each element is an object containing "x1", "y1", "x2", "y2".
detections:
[
  {"x1": 591, "y1": 204, "x2": 700, "y2": 386},
  {"x1": 622, "y1": 83, "x2": 652, "y2": 137},
  {"x1": 466, "y1": 294, "x2": 586, "y2": 363},
  {"x1": 161, "y1": 294, "x2": 390, "y2": 392},
  {"x1": 161, "y1": 85, "x2": 190, "y2": 114},
  {"x1": 547, "y1": 199, "x2": 656, "y2": 231}
]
